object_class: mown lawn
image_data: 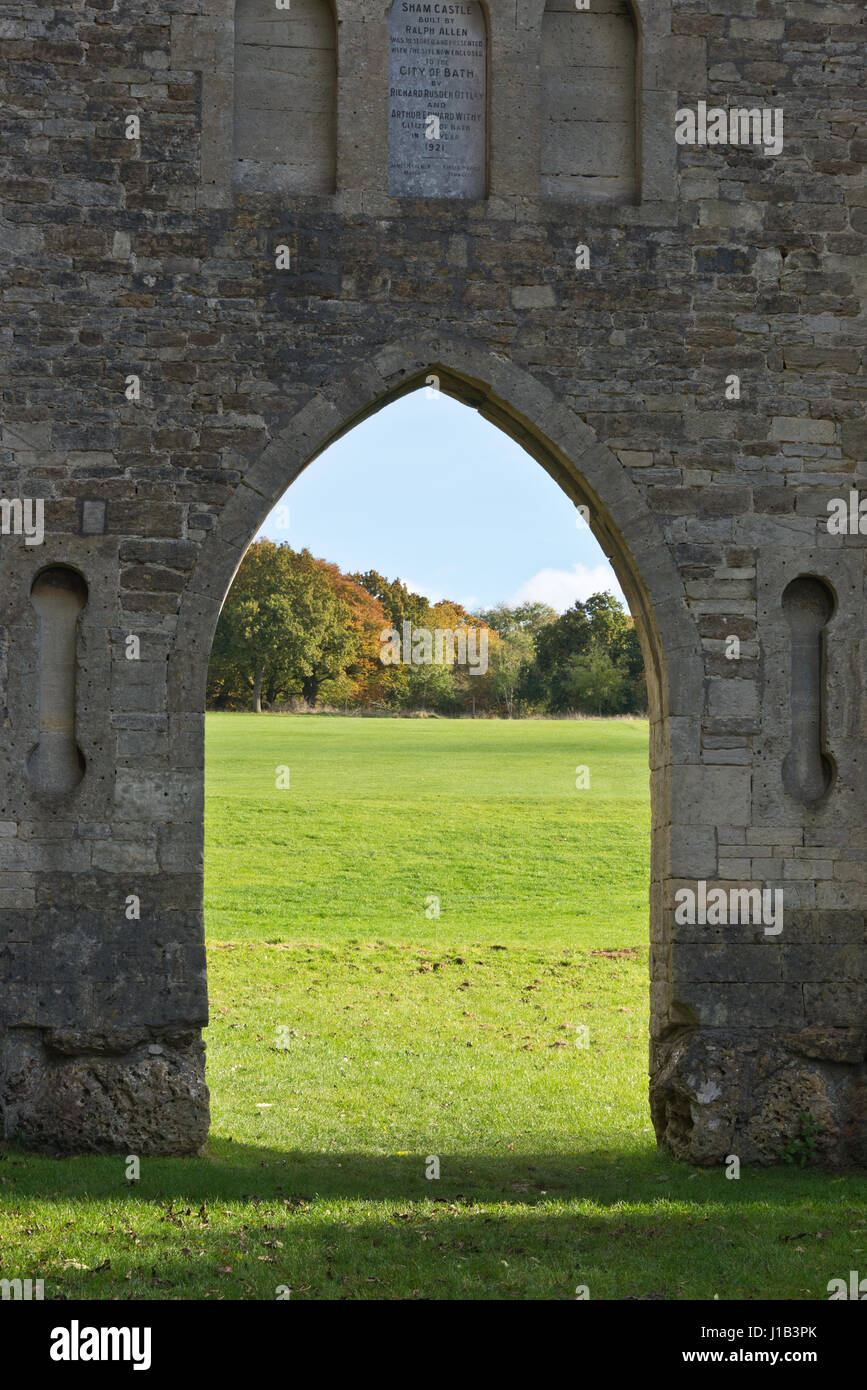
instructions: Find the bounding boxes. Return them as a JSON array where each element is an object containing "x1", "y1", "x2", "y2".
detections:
[
  {"x1": 204, "y1": 713, "x2": 651, "y2": 949},
  {"x1": 2, "y1": 715, "x2": 864, "y2": 1300}
]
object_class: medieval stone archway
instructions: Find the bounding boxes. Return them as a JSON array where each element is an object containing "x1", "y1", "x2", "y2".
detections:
[
  {"x1": 172, "y1": 336, "x2": 704, "y2": 1154},
  {"x1": 0, "y1": 0, "x2": 863, "y2": 1166}
]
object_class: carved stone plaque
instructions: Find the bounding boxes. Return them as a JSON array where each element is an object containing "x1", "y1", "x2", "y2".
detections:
[{"x1": 388, "y1": 1, "x2": 487, "y2": 199}]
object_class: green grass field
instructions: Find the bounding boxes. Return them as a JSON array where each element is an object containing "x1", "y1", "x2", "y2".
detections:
[
  {"x1": 205, "y1": 713, "x2": 651, "y2": 948},
  {"x1": 2, "y1": 715, "x2": 864, "y2": 1301}
]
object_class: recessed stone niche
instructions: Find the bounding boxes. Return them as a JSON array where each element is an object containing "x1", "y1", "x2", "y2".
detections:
[
  {"x1": 541, "y1": 0, "x2": 637, "y2": 203},
  {"x1": 27, "y1": 566, "x2": 88, "y2": 797},
  {"x1": 233, "y1": 0, "x2": 337, "y2": 194},
  {"x1": 782, "y1": 576, "x2": 835, "y2": 805}
]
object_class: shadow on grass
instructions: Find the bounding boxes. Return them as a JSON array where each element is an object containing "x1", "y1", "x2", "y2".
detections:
[
  {"x1": 2, "y1": 1142, "x2": 862, "y2": 1299},
  {"x1": 2, "y1": 1139, "x2": 862, "y2": 1210}
]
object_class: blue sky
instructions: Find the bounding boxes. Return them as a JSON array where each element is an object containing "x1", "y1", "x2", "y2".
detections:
[{"x1": 255, "y1": 389, "x2": 626, "y2": 614}]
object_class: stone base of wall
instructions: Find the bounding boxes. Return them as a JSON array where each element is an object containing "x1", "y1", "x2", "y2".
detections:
[
  {"x1": 651, "y1": 1028, "x2": 867, "y2": 1167},
  {"x1": 0, "y1": 1028, "x2": 209, "y2": 1156},
  {"x1": 6, "y1": 1019, "x2": 865, "y2": 1165}
]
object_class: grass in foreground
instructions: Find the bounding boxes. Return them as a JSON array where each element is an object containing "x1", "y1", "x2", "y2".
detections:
[
  {"x1": 1, "y1": 717, "x2": 863, "y2": 1299},
  {"x1": 2, "y1": 943, "x2": 864, "y2": 1300}
]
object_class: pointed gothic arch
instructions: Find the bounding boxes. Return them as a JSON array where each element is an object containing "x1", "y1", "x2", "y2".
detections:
[{"x1": 169, "y1": 338, "x2": 703, "y2": 1151}]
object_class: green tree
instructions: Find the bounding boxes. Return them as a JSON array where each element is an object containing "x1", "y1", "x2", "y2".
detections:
[
  {"x1": 350, "y1": 570, "x2": 429, "y2": 629},
  {"x1": 286, "y1": 550, "x2": 364, "y2": 705},
  {"x1": 562, "y1": 644, "x2": 630, "y2": 715},
  {"x1": 208, "y1": 541, "x2": 360, "y2": 711},
  {"x1": 476, "y1": 601, "x2": 557, "y2": 639},
  {"x1": 529, "y1": 592, "x2": 644, "y2": 715},
  {"x1": 209, "y1": 542, "x2": 296, "y2": 712},
  {"x1": 404, "y1": 657, "x2": 455, "y2": 712},
  {"x1": 488, "y1": 628, "x2": 535, "y2": 717},
  {"x1": 532, "y1": 600, "x2": 593, "y2": 711}
]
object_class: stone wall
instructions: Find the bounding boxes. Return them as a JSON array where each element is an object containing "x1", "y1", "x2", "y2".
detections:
[
  {"x1": 541, "y1": 0, "x2": 637, "y2": 203},
  {"x1": 0, "y1": 0, "x2": 864, "y2": 1164}
]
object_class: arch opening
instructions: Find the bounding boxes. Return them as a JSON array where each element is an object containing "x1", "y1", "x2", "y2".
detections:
[
  {"x1": 169, "y1": 344, "x2": 701, "y2": 1171},
  {"x1": 195, "y1": 369, "x2": 689, "y2": 1158},
  {"x1": 781, "y1": 575, "x2": 836, "y2": 805},
  {"x1": 194, "y1": 364, "x2": 673, "y2": 739}
]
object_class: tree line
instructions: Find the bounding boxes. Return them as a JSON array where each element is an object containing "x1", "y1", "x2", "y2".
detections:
[{"x1": 207, "y1": 540, "x2": 647, "y2": 717}]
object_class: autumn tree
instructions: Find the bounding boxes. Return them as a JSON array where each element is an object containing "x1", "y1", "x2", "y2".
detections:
[
  {"x1": 208, "y1": 542, "x2": 362, "y2": 711},
  {"x1": 208, "y1": 547, "x2": 645, "y2": 718}
]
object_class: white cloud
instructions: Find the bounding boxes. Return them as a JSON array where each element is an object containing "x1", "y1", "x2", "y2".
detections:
[
  {"x1": 509, "y1": 563, "x2": 626, "y2": 614},
  {"x1": 400, "y1": 578, "x2": 442, "y2": 604}
]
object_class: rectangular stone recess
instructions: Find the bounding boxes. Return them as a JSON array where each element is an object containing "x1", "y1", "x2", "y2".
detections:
[
  {"x1": 233, "y1": 0, "x2": 337, "y2": 194},
  {"x1": 541, "y1": 0, "x2": 636, "y2": 203},
  {"x1": 27, "y1": 568, "x2": 87, "y2": 797},
  {"x1": 388, "y1": 0, "x2": 487, "y2": 199}
]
